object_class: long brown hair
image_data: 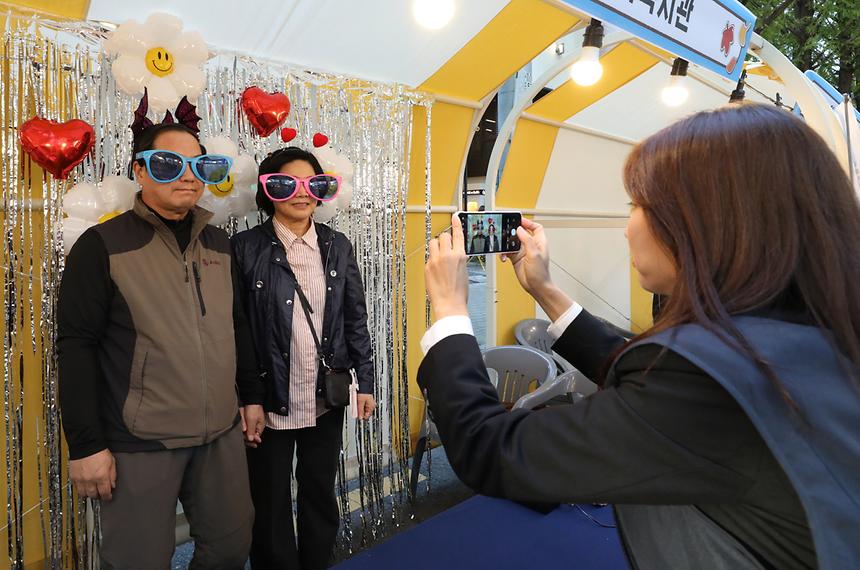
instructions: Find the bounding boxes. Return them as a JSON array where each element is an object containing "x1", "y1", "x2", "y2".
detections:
[{"x1": 623, "y1": 103, "x2": 860, "y2": 404}]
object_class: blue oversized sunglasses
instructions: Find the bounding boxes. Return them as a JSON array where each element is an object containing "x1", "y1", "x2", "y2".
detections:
[{"x1": 134, "y1": 150, "x2": 233, "y2": 185}]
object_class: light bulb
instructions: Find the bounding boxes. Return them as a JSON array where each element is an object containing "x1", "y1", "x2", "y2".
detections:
[
  {"x1": 413, "y1": 0, "x2": 456, "y2": 30},
  {"x1": 570, "y1": 46, "x2": 603, "y2": 86},
  {"x1": 661, "y1": 75, "x2": 689, "y2": 107}
]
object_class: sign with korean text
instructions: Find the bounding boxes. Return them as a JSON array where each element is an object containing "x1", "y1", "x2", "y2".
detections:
[{"x1": 556, "y1": 0, "x2": 756, "y2": 81}]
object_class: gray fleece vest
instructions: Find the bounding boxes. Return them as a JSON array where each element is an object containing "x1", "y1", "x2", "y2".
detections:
[
  {"x1": 614, "y1": 317, "x2": 860, "y2": 569},
  {"x1": 93, "y1": 197, "x2": 237, "y2": 452}
]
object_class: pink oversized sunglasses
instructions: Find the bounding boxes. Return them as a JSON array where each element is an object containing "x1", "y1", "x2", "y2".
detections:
[{"x1": 259, "y1": 173, "x2": 342, "y2": 202}]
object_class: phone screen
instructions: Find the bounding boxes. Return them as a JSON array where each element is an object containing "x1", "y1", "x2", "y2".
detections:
[{"x1": 459, "y1": 211, "x2": 522, "y2": 256}]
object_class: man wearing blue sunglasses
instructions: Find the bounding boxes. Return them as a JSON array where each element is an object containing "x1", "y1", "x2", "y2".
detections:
[{"x1": 57, "y1": 121, "x2": 261, "y2": 569}]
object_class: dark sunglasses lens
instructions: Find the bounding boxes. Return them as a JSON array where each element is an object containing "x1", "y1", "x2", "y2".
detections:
[
  {"x1": 264, "y1": 176, "x2": 298, "y2": 200},
  {"x1": 196, "y1": 155, "x2": 231, "y2": 184},
  {"x1": 148, "y1": 151, "x2": 184, "y2": 182},
  {"x1": 308, "y1": 175, "x2": 339, "y2": 201}
]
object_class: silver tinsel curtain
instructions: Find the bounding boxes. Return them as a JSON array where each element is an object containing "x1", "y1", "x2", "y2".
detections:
[{"x1": 1, "y1": 16, "x2": 428, "y2": 568}]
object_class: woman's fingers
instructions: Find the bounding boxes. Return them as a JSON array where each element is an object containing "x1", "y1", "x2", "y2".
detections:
[
  {"x1": 437, "y1": 230, "x2": 452, "y2": 252},
  {"x1": 451, "y1": 214, "x2": 465, "y2": 253},
  {"x1": 520, "y1": 217, "x2": 543, "y2": 232},
  {"x1": 428, "y1": 237, "x2": 439, "y2": 260}
]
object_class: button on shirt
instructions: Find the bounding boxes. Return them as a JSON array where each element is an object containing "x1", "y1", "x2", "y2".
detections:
[{"x1": 268, "y1": 218, "x2": 328, "y2": 430}]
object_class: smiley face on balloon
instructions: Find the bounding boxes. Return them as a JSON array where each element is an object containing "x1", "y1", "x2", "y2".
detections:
[
  {"x1": 208, "y1": 174, "x2": 235, "y2": 197},
  {"x1": 145, "y1": 47, "x2": 175, "y2": 77}
]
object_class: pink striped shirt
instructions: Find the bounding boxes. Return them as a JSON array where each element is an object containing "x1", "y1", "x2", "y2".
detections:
[{"x1": 267, "y1": 217, "x2": 327, "y2": 430}]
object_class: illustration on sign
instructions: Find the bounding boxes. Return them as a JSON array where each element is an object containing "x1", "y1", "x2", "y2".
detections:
[{"x1": 721, "y1": 23, "x2": 734, "y2": 57}]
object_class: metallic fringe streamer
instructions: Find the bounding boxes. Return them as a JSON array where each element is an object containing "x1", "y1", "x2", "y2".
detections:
[
  {"x1": 421, "y1": 102, "x2": 433, "y2": 496},
  {"x1": 0, "y1": 16, "x2": 432, "y2": 566}
]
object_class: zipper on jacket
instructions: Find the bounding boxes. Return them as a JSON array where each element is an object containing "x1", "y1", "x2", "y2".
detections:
[
  {"x1": 192, "y1": 261, "x2": 207, "y2": 317},
  {"x1": 184, "y1": 257, "x2": 190, "y2": 283}
]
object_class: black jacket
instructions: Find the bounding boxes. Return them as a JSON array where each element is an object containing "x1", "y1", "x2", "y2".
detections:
[
  {"x1": 232, "y1": 219, "x2": 374, "y2": 414},
  {"x1": 417, "y1": 309, "x2": 814, "y2": 570}
]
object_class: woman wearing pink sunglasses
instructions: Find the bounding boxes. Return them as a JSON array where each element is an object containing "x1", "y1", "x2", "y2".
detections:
[{"x1": 232, "y1": 147, "x2": 376, "y2": 569}]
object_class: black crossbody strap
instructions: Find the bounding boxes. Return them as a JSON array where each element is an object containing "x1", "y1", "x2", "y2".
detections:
[{"x1": 286, "y1": 269, "x2": 327, "y2": 369}]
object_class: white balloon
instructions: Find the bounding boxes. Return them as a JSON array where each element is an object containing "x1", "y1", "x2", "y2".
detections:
[
  {"x1": 112, "y1": 55, "x2": 148, "y2": 97},
  {"x1": 143, "y1": 13, "x2": 184, "y2": 45},
  {"x1": 225, "y1": 194, "x2": 247, "y2": 218},
  {"x1": 168, "y1": 30, "x2": 209, "y2": 65},
  {"x1": 336, "y1": 181, "x2": 354, "y2": 209},
  {"x1": 227, "y1": 180, "x2": 256, "y2": 214},
  {"x1": 104, "y1": 20, "x2": 147, "y2": 56},
  {"x1": 197, "y1": 194, "x2": 232, "y2": 225},
  {"x1": 231, "y1": 155, "x2": 258, "y2": 186},
  {"x1": 202, "y1": 136, "x2": 238, "y2": 158},
  {"x1": 314, "y1": 144, "x2": 355, "y2": 180},
  {"x1": 147, "y1": 76, "x2": 180, "y2": 114},
  {"x1": 334, "y1": 155, "x2": 355, "y2": 178},
  {"x1": 313, "y1": 202, "x2": 337, "y2": 223},
  {"x1": 196, "y1": 139, "x2": 257, "y2": 222},
  {"x1": 101, "y1": 176, "x2": 138, "y2": 213},
  {"x1": 63, "y1": 217, "x2": 96, "y2": 253},
  {"x1": 64, "y1": 183, "x2": 104, "y2": 222},
  {"x1": 314, "y1": 145, "x2": 337, "y2": 171},
  {"x1": 171, "y1": 64, "x2": 206, "y2": 101}
]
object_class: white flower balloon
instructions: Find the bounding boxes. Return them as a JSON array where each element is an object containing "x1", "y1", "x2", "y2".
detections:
[
  {"x1": 312, "y1": 141, "x2": 355, "y2": 224},
  {"x1": 104, "y1": 13, "x2": 209, "y2": 114},
  {"x1": 62, "y1": 176, "x2": 139, "y2": 252},
  {"x1": 197, "y1": 136, "x2": 258, "y2": 225}
]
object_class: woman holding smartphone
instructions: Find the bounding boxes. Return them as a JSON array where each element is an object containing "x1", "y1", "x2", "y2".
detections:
[
  {"x1": 232, "y1": 147, "x2": 376, "y2": 569},
  {"x1": 421, "y1": 104, "x2": 860, "y2": 569}
]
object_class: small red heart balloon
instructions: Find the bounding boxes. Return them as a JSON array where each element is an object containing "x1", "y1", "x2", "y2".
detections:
[
  {"x1": 19, "y1": 117, "x2": 95, "y2": 179},
  {"x1": 241, "y1": 87, "x2": 291, "y2": 138},
  {"x1": 313, "y1": 133, "x2": 329, "y2": 148},
  {"x1": 281, "y1": 127, "x2": 297, "y2": 143}
]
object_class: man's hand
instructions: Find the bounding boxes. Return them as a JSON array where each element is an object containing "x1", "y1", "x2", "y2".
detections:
[
  {"x1": 69, "y1": 449, "x2": 116, "y2": 501},
  {"x1": 356, "y1": 394, "x2": 376, "y2": 420},
  {"x1": 425, "y1": 214, "x2": 469, "y2": 321},
  {"x1": 241, "y1": 404, "x2": 266, "y2": 448}
]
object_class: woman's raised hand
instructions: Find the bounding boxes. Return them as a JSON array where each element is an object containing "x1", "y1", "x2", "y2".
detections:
[
  {"x1": 424, "y1": 214, "x2": 470, "y2": 321},
  {"x1": 502, "y1": 218, "x2": 574, "y2": 322},
  {"x1": 502, "y1": 218, "x2": 552, "y2": 296}
]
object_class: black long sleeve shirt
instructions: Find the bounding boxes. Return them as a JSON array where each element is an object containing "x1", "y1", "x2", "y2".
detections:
[
  {"x1": 57, "y1": 211, "x2": 261, "y2": 459},
  {"x1": 418, "y1": 310, "x2": 815, "y2": 569}
]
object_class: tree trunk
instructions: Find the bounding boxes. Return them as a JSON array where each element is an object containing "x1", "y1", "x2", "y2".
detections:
[
  {"x1": 834, "y1": 1, "x2": 859, "y2": 101},
  {"x1": 791, "y1": 0, "x2": 816, "y2": 71}
]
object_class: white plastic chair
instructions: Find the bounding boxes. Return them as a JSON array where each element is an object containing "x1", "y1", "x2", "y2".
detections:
[
  {"x1": 514, "y1": 318, "x2": 576, "y2": 373},
  {"x1": 482, "y1": 345, "x2": 557, "y2": 407},
  {"x1": 513, "y1": 368, "x2": 598, "y2": 410}
]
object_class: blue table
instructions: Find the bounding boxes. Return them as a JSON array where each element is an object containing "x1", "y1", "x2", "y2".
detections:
[{"x1": 336, "y1": 496, "x2": 630, "y2": 569}]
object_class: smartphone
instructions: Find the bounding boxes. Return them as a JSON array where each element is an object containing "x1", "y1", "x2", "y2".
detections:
[{"x1": 457, "y1": 211, "x2": 522, "y2": 256}]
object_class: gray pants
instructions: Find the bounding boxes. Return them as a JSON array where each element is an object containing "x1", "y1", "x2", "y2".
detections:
[{"x1": 100, "y1": 423, "x2": 253, "y2": 570}]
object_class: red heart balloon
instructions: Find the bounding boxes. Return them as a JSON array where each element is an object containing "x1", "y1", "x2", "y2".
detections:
[
  {"x1": 19, "y1": 117, "x2": 95, "y2": 179},
  {"x1": 281, "y1": 127, "x2": 297, "y2": 143},
  {"x1": 241, "y1": 87, "x2": 291, "y2": 138},
  {"x1": 312, "y1": 133, "x2": 329, "y2": 148}
]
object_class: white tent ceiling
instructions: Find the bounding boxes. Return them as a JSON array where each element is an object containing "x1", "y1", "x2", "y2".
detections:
[{"x1": 87, "y1": 0, "x2": 510, "y2": 87}]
